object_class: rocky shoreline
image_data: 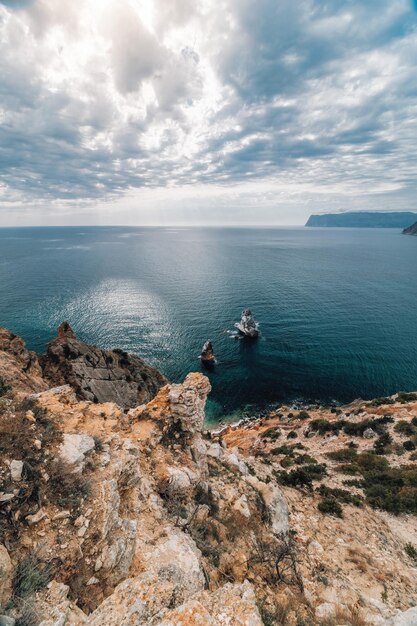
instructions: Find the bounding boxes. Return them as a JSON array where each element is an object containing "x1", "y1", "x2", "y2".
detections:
[{"x1": 1, "y1": 325, "x2": 417, "y2": 626}]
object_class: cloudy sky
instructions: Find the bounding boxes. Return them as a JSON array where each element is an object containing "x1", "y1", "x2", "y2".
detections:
[{"x1": 1, "y1": 0, "x2": 417, "y2": 226}]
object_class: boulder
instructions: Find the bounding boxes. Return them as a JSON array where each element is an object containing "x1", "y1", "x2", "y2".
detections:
[
  {"x1": 364, "y1": 428, "x2": 377, "y2": 439},
  {"x1": 59, "y1": 433, "x2": 95, "y2": 469}
]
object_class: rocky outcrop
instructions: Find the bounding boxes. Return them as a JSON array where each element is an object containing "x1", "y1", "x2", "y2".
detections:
[
  {"x1": 0, "y1": 328, "x2": 47, "y2": 394},
  {"x1": 200, "y1": 340, "x2": 216, "y2": 367},
  {"x1": 235, "y1": 309, "x2": 259, "y2": 338},
  {"x1": 40, "y1": 322, "x2": 168, "y2": 410}
]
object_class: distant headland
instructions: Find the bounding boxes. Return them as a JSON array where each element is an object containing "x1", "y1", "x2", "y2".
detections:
[
  {"x1": 305, "y1": 211, "x2": 417, "y2": 228},
  {"x1": 403, "y1": 220, "x2": 417, "y2": 235}
]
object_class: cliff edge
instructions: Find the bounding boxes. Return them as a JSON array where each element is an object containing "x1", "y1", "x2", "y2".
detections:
[{"x1": 1, "y1": 327, "x2": 417, "y2": 625}]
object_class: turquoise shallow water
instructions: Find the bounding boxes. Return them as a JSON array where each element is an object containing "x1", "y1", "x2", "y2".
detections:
[{"x1": 1, "y1": 226, "x2": 416, "y2": 421}]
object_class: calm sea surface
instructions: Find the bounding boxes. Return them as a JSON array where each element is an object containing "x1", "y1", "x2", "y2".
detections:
[{"x1": 1, "y1": 226, "x2": 416, "y2": 421}]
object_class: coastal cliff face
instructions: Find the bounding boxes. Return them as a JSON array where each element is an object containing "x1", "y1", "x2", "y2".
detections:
[
  {"x1": 40, "y1": 322, "x2": 168, "y2": 410},
  {"x1": 403, "y1": 221, "x2": 417, "y2": 235},
  {"x1": 1, "y1": 327, "x2": 417, "y2": 625}
]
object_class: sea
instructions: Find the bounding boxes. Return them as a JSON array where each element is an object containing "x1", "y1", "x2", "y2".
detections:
[{"x1": 1, "y1": 226, "x2": 416, "y2": 423}]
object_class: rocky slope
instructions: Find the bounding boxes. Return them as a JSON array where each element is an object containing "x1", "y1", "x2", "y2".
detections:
[
  {"x1": 403, "y1": 221, "x2": 417, "y2": 235},
  {"x1": 1, "y1": 327, "x2": 417, "y2": 625}
]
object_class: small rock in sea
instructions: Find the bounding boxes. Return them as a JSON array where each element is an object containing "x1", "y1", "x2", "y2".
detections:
[
  {"x1": 235, "y1": 309, "x2": 259, "y2": 338},
  {"x1": 200, "y1": 340, "x2": 216, "y2": 367}
]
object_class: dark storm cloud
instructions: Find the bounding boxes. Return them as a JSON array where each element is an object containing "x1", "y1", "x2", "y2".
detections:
[{"x1": 0, "y1": 0, "x2": 417, "y2": 216}]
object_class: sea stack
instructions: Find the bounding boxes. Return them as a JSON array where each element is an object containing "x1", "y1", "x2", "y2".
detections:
[
  {"x1": 200, "y1": 340, "x2": 216, "y2": 367},
  {"x1": 235, "y1": 309, "x2": 259, "y2": 338}
]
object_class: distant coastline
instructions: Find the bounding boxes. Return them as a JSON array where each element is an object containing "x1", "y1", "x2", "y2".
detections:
[{"x1": 306, "y1": 211, "x2": 417, "y2": 228}]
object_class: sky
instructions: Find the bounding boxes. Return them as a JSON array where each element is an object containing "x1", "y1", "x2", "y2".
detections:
[{"x1": 0, "y1": 0, "x2": 417, "y2": 226}]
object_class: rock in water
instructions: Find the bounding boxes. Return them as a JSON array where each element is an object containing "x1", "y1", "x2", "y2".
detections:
[
  {"x1": 40, "y1": 322, "x2": 168, "y2": 410},
  {"x1": 235, "y1": 309, "x2": 259, "y2": 338},
  {"x1": 200, "y1": 340, "x2": 215, "y2": 367}
]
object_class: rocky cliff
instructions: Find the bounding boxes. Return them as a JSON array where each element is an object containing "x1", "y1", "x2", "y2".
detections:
[
  {"x1": 1, "y1": 328, "x2": 417, "y2": 625},
  {"x1": 306, "y1": 212, "x2": 417, "y2": 228},
  {"x1": 40, "y1": 322, "x2": 168, "y2": 410}
]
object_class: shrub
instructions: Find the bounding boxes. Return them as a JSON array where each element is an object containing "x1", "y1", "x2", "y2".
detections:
[
  {"x1": 275, "y1": 464, "x2": 326, "y2": 489},
  {"x1": 404, "y1": 543, "x2": 417, "y2": 562},
  {"x1": 194, "y1": 484, "x2": 219, "y2": 515},
  {"x1": 412, "y1": 417, "x2": 417, "y2": 427},
  {"x1": 270, "y1": 443, "x2": 304, "y2": 456},
  {"x1": 48, "y1": 461, "x2": 91, "y2": 510},
  {"x1": 394, "y1": 421, "x2": 416, "y2": 437},
  {"x1": 397, "y1": 392, "x2": 417, "y2": 404},
  {"x1": 13, "y1": 555, "x2": 52, "y2": 599},
  {"x1": 403, "y1": 440, "x2": 416, "y2": 451},
  {"x1": 318, "y1": 497, "x2": 343, "y2": 518},
  {"x1": 262, "y1": 427, "x2": 282, "y2": 441},
  {"x1": 294, "y1": 454, "x2": 317, "y2": 465},
  {"x1": 287, "y1": 431, "x2": 298, "y2": 439},
  {"x1": 317, "y1": 484, "x2": 363, "y2": 507},
  {"x1": 327, "y1": 448, "x2": 358, "y2": 462},
  {"x1": 298, "y1": 410, "x2": 310, "y2": 420},
  {"x1": 309, "y1": 419, "x2": 344, "y2": 435},
  {"x1": 373, "y1": 432, "x2": 393, "y2": 455},
  {"x1": 370, "y1": 397, "x2": 395, "y2": 407},
  {"x1": 0, "y1": 376, "x2": 11, "y2": 397}
]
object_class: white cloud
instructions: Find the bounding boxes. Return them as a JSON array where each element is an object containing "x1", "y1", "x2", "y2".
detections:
[{"x1": 0, "y1": 0, "x2": 416, "y2": 224}]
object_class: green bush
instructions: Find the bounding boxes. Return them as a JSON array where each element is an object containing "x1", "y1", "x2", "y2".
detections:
[
  {"x1": 13, "y1": 556, "x2": 52, "y2": 599},
  {"x1": 287, "y1": 431, "x2": 298, "y2": 439},
  {"x1": 318, "y1": 497, "x2": 343, "y2": 518},
  {"x1": 326, "y1": 448, "x2": 358, "y2": 462},
  {"x1": 0, "y1": 376, "x2": 11, "y2": 397},
  {"x1": 403, "y1": 440, "x2": 416, "y2": 451},
  {"x1": 394, "y1": 420, "x2": 416, "y2": 437},
  {"x1": 404, "y1": 543, "x2": 417, "y2": 562},
  {"x1": 48, "y1": 460, "x2": 91, "y2": 510},
  {"x1": 275, "y1": 464, "x2": 327, "y2": 489},
  {"x1": 370, "y1": 397, "x2": 395, "y2": 407},
  {"x1": 317, "y1": 484, "x2": 363, "y2": 507},
  {"x1": 373, "y1": 432, "x2": 393, "y2": 455},
  {"x1": 397, "y1": 392, "x2": 417, "y2": 404},
  {"x1": 297, "y1": 410, "x2": 311, "y2": 420}
]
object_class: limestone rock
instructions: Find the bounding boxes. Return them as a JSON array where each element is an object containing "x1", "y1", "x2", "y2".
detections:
[
  {"x1": 0, "y1": 545, "x2": 12, "y2": 608},
  {"x1": 158, "y1": 581, "x2": 263, "y2": 626},
  {"x1": 31, "y1": 581, "x2": 87, "y2": 626},
  {"x1": 235, "y1": 309, "x2": 259, "y2": 338},
  {"x1": 390, "y1": 607, "x2": 417, "y2": 626},
  {"x1": 245, "y1": 475, "x2": 289, "y2": 536},
  {"x1": 168, "y1": 373, "x2": 211, "y2": 435},
  {"x1": 364, "y1": 428, "x2": 377, "y2": 439},
  {"x1": 89, "y1": 532, "x2": 204, "y2": 626},
  {"x1": 59, "y1": 433, "x2": 95, "y2": 469},
  {"x1": 41, "y1": 322, "x2": 168, "y2": 410},
  {"x1": 10, "y1": 460, "x2": 23, "y2": 482}
]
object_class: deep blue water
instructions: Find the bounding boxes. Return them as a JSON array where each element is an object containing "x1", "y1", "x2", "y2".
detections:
[{"x1": 1, "y1": 226, "x2": 416, "y2": 421}]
